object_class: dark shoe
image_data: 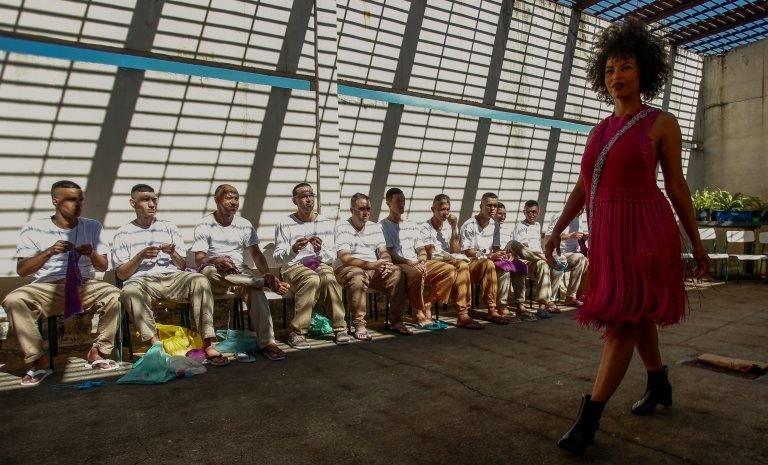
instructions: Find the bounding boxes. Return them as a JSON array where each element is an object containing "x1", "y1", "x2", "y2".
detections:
[
  {"x1": 556, "y1": 395, "x2": 606, "y2": 456},
  {"x1": 287, "y1": 331, "x2": 310, "y2": 350},
  {"x1": 631, "y1": 365, "x2": 672, "y2": 415}
]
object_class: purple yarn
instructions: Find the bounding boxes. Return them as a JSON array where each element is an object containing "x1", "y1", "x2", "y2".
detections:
[
  {"x1": 63, "y1": 249, "x2": 85, "y2": 319},
  {"x1": 302, "y1": 256, "x2": 322, "y2": 271},
  {"x1": 578, "y1": 237, "x2": 589, "y2": 257},
  {"x1": 494, "y1": 258, "x2": 528, "y2": 274}
]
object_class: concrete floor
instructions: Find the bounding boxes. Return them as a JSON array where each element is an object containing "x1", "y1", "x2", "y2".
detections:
[{"x1": 0, "y1": 280, "x2": 766, "y2": 465}]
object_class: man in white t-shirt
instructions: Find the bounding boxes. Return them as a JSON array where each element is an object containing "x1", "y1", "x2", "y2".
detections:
[
  {"x1": 274, "y1": 183, "x2": 349, "y2": 349},
  {"x1": 508, "y1": 200, "x2": 559, "y2": 318},
  {"x1": 419, "y1": 194, "x2": 484, "y2": 330},
  {"x1": 2, "y1": 180, "x2": 120, "y2": 386},
  {"x1": 192, "y1": 184, "x2": 290, "y2": 362},
  {"x1": 112, "y1": 184, "x2": 227, "y2": 366},
  {"x1": 460, "y1": 192, "x2": 508, "y2": 324},
  {"x1": 494, "y1": 203, "x2": 535, "y2": 322},
  {"x1": 544, "y1": 209, "x2": 588, "y2": 307},
  {"x1": 334, "y1": 193, "x2": 409, "y2": 340}
]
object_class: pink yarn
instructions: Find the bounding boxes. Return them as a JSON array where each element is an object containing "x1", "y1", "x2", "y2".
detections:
[{"x1": 63, "y1": 249, "x2": 85, "y2": 319}]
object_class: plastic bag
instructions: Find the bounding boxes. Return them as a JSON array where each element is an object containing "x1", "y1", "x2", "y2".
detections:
[
  {"x1": 308, "y1": 311, "x2": 333, "y2": 336},
  {"x1": 215, "y1": 329, "x2": 259, "y2": 354},
  {"x1": 117, "y1": 342, "x2": 176, "y2": 385},
  {"x1": 157, "y1": 323, "x2": 203, "y2": 356},
  {"x1": 167, "y1": 355, "x2": 206, "y2": 378}
]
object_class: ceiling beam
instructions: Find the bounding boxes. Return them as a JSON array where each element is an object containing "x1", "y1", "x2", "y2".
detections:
[
  {"x1": 621, "y1": 0, "x2": 710, "y2": 24},
  {"x1": 575, "y1": 0, "x2": 602, "y2": 10},
  {"x1": 665, "y1": 2, "x2": 768, "y2": 46}
]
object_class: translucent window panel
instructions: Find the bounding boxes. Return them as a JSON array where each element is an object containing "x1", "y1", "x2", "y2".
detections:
[
  {"x1": 407, "y1": 0, "x2": 500, "y2": 103},
  {"x1": 336, "y1": 0, "x2": 408, "y2": 87},
  {"x1": 0, "y1": 52, "x2": 117, "y2": 275},
  {"x1": 0, "y1": 0, "x2": 135, "y2": 48},
  {"x1": 106, "y1": 70, "x2": 317, "y2": 245},
  {"x1": 546, "y1": 130, "x2": 588, "y2": 220},
  {"x1": 563, "y1": 13, "x2": 612, "y2": 124},
  {"x1": 497, "y1": 0, "x2": 570, "y2": 116},
  {"x1": 668, "y1": 49, "x2": 702, "y2": 142},
  {"x1": 481, "y1": 121, "x2": 551, "y2": 217},
  {"x1": 152, "y1": 0, "x2": 316, "y2": 76},
  {"x1": 338, "y1": 98, "x2": 384, "y2": 210}
]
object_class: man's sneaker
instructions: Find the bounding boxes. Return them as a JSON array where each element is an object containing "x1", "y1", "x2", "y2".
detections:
[
  {"x1": 536, "y1": 308, "x2": 552, "y2": 319},
  {"x1": 519, "y1": 312, "x2": 538, "y2": 322},
  {"x1": 287, "y1": 331, "x2": 310, "y2": 350},
  {"x1": 334, "y1": 330, "x2": 352, "y2": 345}
]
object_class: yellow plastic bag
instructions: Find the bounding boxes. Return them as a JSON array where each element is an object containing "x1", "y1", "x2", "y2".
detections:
[{"x1": 156, "y1": 324, "x2": 203, "y2": 356}]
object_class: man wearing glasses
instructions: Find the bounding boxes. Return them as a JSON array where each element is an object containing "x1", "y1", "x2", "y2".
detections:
[
  {"x1": 334, "y1": 193, "x2": 410, "y2": 340},
  {"x1": 274, "y1": 183, "x2": 351, "y2": 349}
]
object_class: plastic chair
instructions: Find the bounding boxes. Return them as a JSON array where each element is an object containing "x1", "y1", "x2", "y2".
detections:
[{"x1": 726, "y1": 231, "x2": 767, "y2": 283}]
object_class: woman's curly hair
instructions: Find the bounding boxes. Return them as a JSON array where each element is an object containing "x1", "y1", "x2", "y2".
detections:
[{"x1": 587, "y1": 19, "x2": 670, "y2": 104}]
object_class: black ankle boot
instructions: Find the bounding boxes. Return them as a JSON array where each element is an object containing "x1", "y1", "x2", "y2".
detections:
[
  {"x1": 631, "y1": 365, "x2": 672, "y2": 415},
  {"x1": 556, "y1": 395, "x2": 606, "y2": 455}
]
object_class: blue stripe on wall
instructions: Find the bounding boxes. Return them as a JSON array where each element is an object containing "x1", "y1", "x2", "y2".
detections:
[
  {"x1": 0, "y1": 35, "x2": 593, "y2": 132},
  {"x1": 0, "y1": 36, "x2": 312, "y2": 91},
  {"x1": 339, "y1": 84, "x2": 593, "y2": 133}
]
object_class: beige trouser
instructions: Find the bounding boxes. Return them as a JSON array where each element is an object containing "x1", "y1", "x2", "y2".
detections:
[
  {"x1": 335, "y1": 265, "x2": 407, "y2": 328},
  {"x1": 122, "y1": 271, "x2": 216, "y2": 342},
  {"x1": 432, "y1": 259, "x2": 472, "y2": 316},
  {"x1": 201, "y1": 266, "x2": 276, "y2": 349},
  {"x1": 398, "y1": 260, "x2": 464, "y2": 314},
  {"x1": 506, "y1": 241, "x2": 560, "y2": 302},
  {"x1": 2, "y1": 279, "x2": 120, "y2": 364},
  {"x1": 497, "y1": 269, "x2": 526, "y2": 308},
  {"x1": 468, "y1": 258, "x2": 497, "y2": 307},
  {"x1": 281, "y1": 263, "x2": 346, "y2": 334},
  {"x1": 550, "y1": 252, "x2": 588, "y2": 298}
]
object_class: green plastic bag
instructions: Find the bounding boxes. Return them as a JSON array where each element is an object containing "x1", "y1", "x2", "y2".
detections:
[
  {"x1": 215, "y1": 329, "x2": 259, "y2": 354},
  {"x1": 308, "y1": 311, "x2": 333, "y2": 337},
  {"x1": 117, "y1": 342, "x2": 176, "y2": 385}
]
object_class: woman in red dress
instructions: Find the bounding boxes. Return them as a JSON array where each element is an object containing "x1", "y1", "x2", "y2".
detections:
[{"x1": 545, "y1": 20, "x2": 709, "y2": 455}]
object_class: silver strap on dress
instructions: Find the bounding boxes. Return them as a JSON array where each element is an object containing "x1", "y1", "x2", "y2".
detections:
[{"x1": 587, "y1": 107, "x2": 656, "y2": 231}]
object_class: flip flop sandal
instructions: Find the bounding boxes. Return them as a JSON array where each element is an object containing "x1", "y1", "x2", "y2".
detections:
[
  {"x1": 487, "y1": 315, "x2": 510, "y2": 325},
  {"x1": 261, "y1": 345, "x2": 286, "y2": 361},
  {"x1": 415, "y1": 321, "x2": 448, "y2": 331},
  {"x1": 235, "y1": 352, "x2": 257, "y2": 363},
  {"x1": 456, "y1": 319, "x2": 485, "y2": 330},
  {"x1": 204, "y1": 354, "x2": 231, "y2": 367},
  {"x1": 388, "y1": 324, "x2": 413, "y2": 335},
  {"x1": 20, "y1": 368, "x2": 53, "y2": 387},
  {"x1": 84, "y1": 359, "x2": 119, "y2": 371},
  {"x1": 354, "y1": 328, "x2": 373, "y2": 341}
]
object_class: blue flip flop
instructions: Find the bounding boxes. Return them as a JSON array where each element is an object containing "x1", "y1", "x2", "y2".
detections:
[{"x1": 415, "y1": 320, "x2": 448, "y2": 331}]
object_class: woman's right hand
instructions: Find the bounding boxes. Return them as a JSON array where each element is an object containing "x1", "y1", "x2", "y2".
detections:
[
  {"x1": 692, "y1": 242, "x2": 710, "y2": 279},
  {"x1": 544, "y1": 234, "x2": 561, "y2": 266}
]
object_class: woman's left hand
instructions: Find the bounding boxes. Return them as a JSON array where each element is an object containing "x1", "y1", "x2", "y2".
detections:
[
  {"x1": 692, "y1": 243, "x2": 710, "y2": 279},
  {"x1": 544, "y1": 234, "x2": 561, "y2": 266}
]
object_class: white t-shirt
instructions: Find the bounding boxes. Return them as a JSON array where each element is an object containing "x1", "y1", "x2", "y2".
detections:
[
  {"x1": 380, "y1": 218, "x2": 426, "y2": 262},
  {"x1": 545, "y1": 213, "x2": 587, "y2": 254},
  {"x1": 190, "y1": 213, "x2": 259, "y2": 270},
  {"x1": 111, "y1": 219, "x2": 186, "y2": 279},
  {"x1": 494, "y1": 221, "x2": 515, "y2": 250},
  {"x1": 14, "y1": 217, "x2": 110, "y2": 283},
  {"x1": 419, "y1": 218, "x2": 455, "y2": 254},
  {"x1": 460, "y1": 216, "x2": 497, "y2": 253},
  {"x1": 334, "y1": 219, "x2": 385, "y2": 268},
  {"x1": 273, "y1": 213, "x2": 336, "y2": 268},
  {"x1": 512, "y1": 220, "x2": 543, "y2": 253}
]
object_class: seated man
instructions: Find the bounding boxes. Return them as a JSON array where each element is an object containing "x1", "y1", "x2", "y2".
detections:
[
  {"x1": 544, "y1": 208, "x2": 588, "y2": 307},
  {"x1": 459, "y1": 192, "x2": 507, "y2": 324},
  {"x1": 192, "y1": 184, "x2": 290, "y2": 362},
  {"x1": 113, "y1": 184, "x2": 228, "y2": 366},
  {"x1": 274, "y1": 182, "x2": 351, "y2": 348},
  {"x1": 418, "y1": 194, "x2": 484, "y2": 330},
  {"x1": 334, "y1": 193, "x2": 410, "y2": 340},
  {"x1": 508, "y1": 200, "x2": 559, "y2": 318},
  {"x1": 2, "y1": 180, "x2": 120, "y2": 386},
  {"x1": 494, "y1": 203, "x2": 536, "y2": 322}
]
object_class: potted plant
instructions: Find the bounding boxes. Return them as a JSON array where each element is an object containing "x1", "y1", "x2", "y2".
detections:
[
  {"x1": 692, "y1": 189, "x2": 714, "y2": 221},
  {"x1": 743, "y1": 195, "x2": 766, "y2": 225},
  {"x1": 711, "y1": 189, "x2": 751, "y2": 222}
]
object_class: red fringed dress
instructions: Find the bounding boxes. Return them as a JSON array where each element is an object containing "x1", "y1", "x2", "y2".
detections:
[{"x1": 578, "y1": 105, "x2": 686, "y2": 330}]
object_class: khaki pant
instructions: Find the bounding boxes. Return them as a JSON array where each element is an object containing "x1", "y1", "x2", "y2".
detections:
[
  {"x1": 122, "y1": 271, "x2": 215, "y2": 342},
  {"x1": 506, "y1": 241, "x2": 560, "y2": 303},
  {"x1": 398, "y1": 260, "x2": 463, "y2": 314},
  {"x1": 468, "y1": 258, "x2": 497, "y2": 307},
  {"x1": 431, "y1": 259, "x2": 472, "y2": 315},
  {"x1": 281, "y1": 263, "x2": 346, "y2": 334},
  {"x1": 201, "y1": 266, "x2": 275, "y2": 349},
  {"x1": 497, "y1": 269, "x2": 526, "y2": 308},
  {"x1": 335, "y1": 265, "x2": 406, "y2": 328},
  {"x1": 2, "y1": 279, "x2": 120, "y2": 364},
  {"x1": 550, "y1": 252, "x2": 588, "y2": 299}
]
